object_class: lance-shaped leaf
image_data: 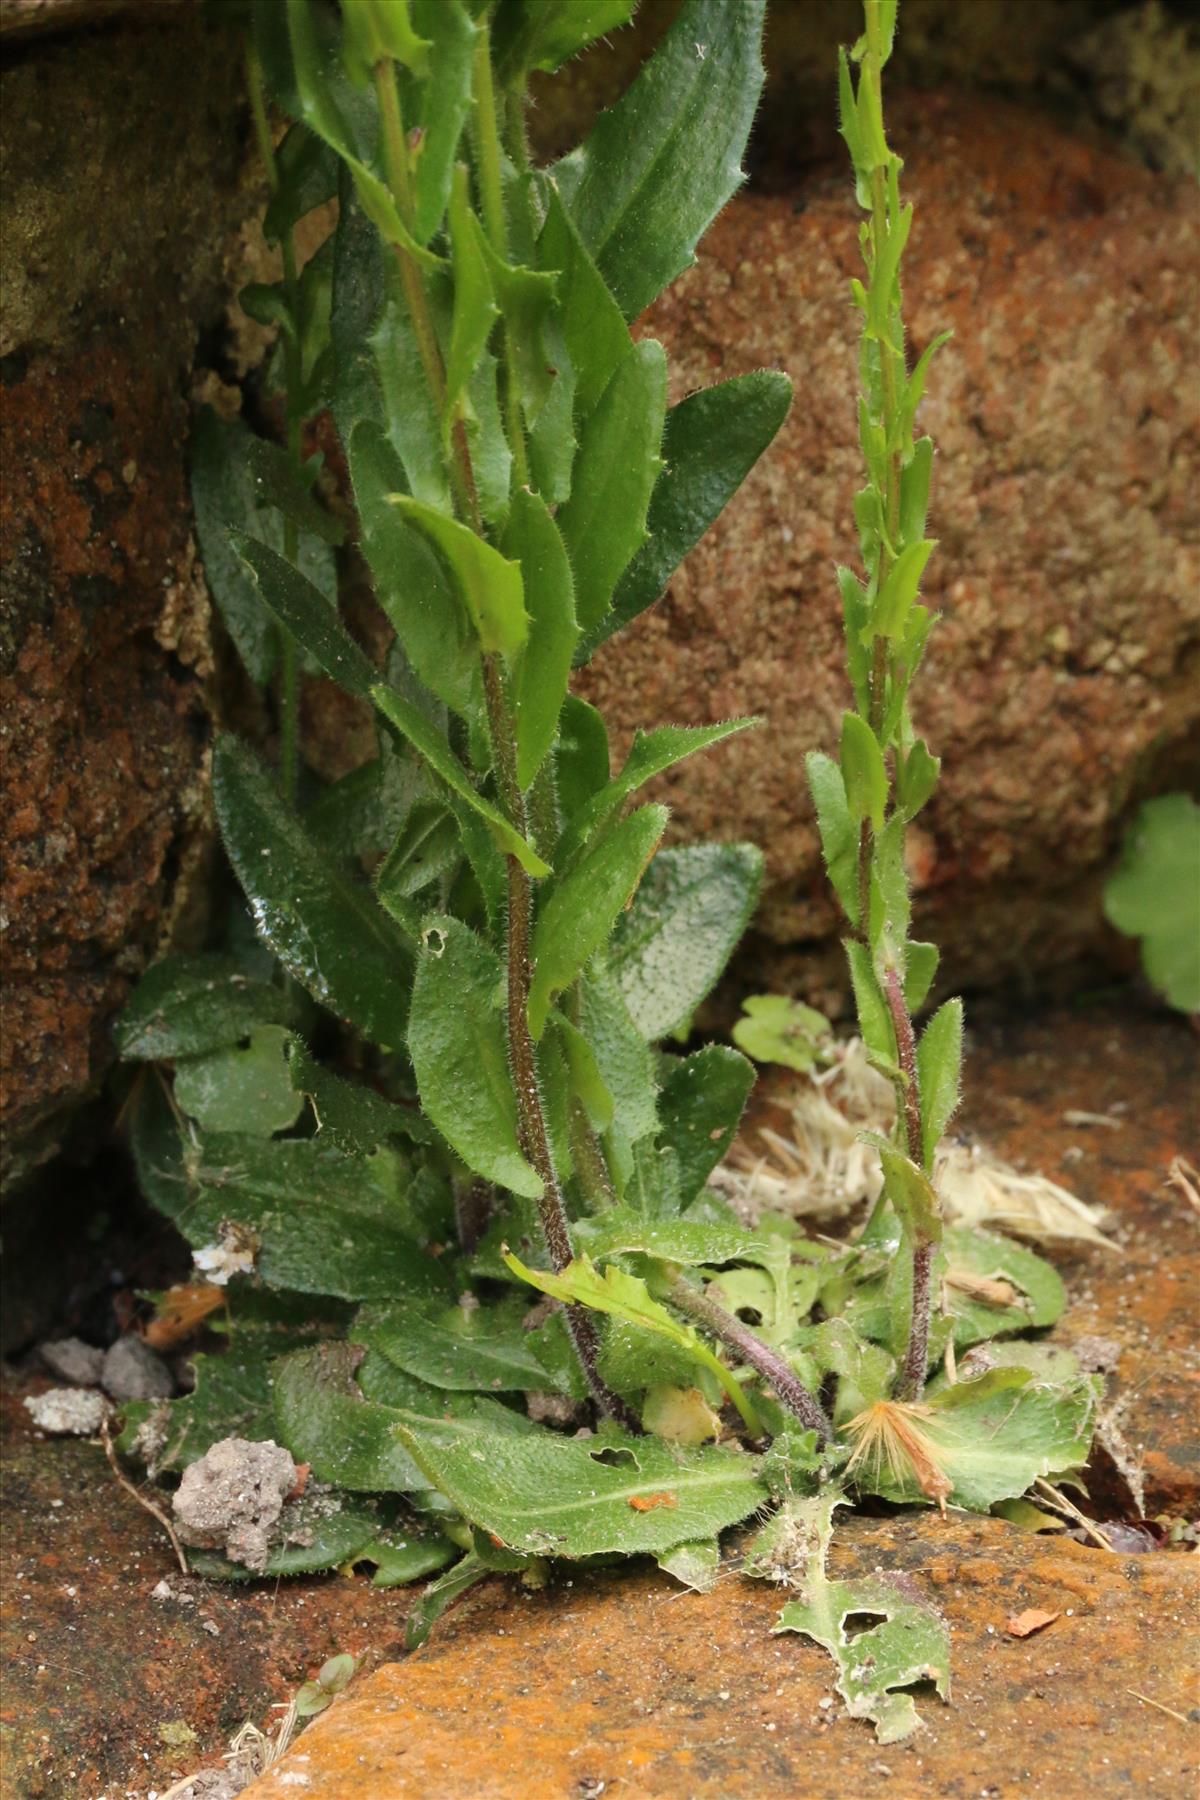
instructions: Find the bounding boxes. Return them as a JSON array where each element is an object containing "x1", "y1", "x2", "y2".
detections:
[
  {"x1": 495, "y1": 0, "x2": 634, "y2": 77},
  {"x1": 407, "y1": 0, "x2": 477, "y2": 243},
  {"x1": 577, "y1": 966, "x2": 659, "y2": 1164},
  {"x1": 755, "y1": 1491, "x2": 951, "y2": 1746},
  {"x1": 583, "y1": 371, "x2": 793, "y2": 659},
  {"x1": 242, "y1": 436, "x2": 344, "y2": 546},
  {"x1": 191, "y1": 407, "x2": 337, "y2": 684},
  {"x1": 371, "y1": 685, "x2": 549, "y2": 876},
  {"x1": 897, "y1": 738, "x2": 940, "y2": 821},
  {"x1": 609, "y1": 843, "x2": 763, "y2": 1042},
  {"x1": 657, "y1": 1045, "x2": 755, "y2": 1206},
  {"x1": 445, "y1": 163, "x2": 499, "y2": 437},
  {"x1": 133, "y1": 1110, "x2": 451, "y2": 1303},
  {"x1": 559, "y1": 719, "x2": 756, "y2": 866},
  {"x1": 213, "y1": 735, "x2": 413, "y2": 1047},
  {"x1": 348, "y1": 424, "x2": 479, "y2": 717},
  {"x1": 904, "y1": 941, "x2": 939, "y2": 1013},
  {"x1": 843, "y1": 940, "x2": 896, "y2": 1066},
  {"x1": 228, "y1": 532, "x2": 376, "y2": 697},
  {"x1": 556, "y1": 338, "x2": 667, "y2": 632},
  {"x1": 408, "y1": 916, "x2": 542, "y2": 1199},
  {"x1": 397, "y1": 1402, "x2": 767, "y2": 1559},
  {"x1": 554, "y1": 0, "x2": 766, "y2": 321},
  {"x1": 806, "y1": 751, "x2": 860, "y2": 927},
  {"x1": 915, "y1": 997, "x2": 963, "y2": 1170},
  {"x1": 864, "y1": 538, "x2": 935, "y2": 643},
  {"x1": 861, "y1": 1132, "x2": 942, "y2": 1244},
  {"x1": 555, "y1": 694, "x2": 611, "y2": 822},
  {"x1": 285, "y1": 0, "x2": 444, "y2": 273},
  {"x1": 528, "y1": 805, "x2": 668, "y2": 1038},
  {"x1": 388, "y1": 496, "x2": 528, "y2": 663},
  {"x1": 536, "y1": 183, "x2": 631, "y2": 419},
  {"x1": 840, "y1": 712, "x2": 887, "y2": 829},
  {"x1": 115, "y1": 953, "x2": 292, "y2": 1061},
  {"x1": 355, "y1": 1296, "x2": 569, "y2": 1395},
  {"x1": 899, "y1": 435, "x2": 933, "y2": 546},
  {"x1": 503, "y1": 1249, "x2": 762, "y2": 1433},
  {"x1": 504, "y1": 490, "x2": 578, "y2": 792}
]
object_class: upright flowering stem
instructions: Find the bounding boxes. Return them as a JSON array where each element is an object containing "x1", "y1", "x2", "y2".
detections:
[
  {"x1": 810, "y1": 0, "x2": 958, "y2": 1406},
  {"x1": 373, "y1": 41, "x2": 630, "y2": 1430}
]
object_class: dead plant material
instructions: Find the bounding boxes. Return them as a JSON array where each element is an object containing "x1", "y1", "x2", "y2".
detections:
[
  {"x1": 1166, "y1": 1155, "x2": 1200, "y2": 1216},
  {"x1": 100, "y1": 1416, "x2": 190, "y2": 1576},
  {"x1": 945, "y1": 1268, "x2": 1020, "y2": 1309},
  {"x1": 1033, "y1": 1477, "x2": 1116, "y2": 1553},
  {"x1": 1006, "y1": 1607, "x2": 1060, "y2": 1637},
  {"x1": 844, "y1": 1400, "x2": 952, "y2": 1514},
  {"x1": 711, "y1": 1039, "x2": 1114, "y2": 1247},
  {"x1": 143, "y1": 1282, "x2": 228, "y2": 1350},
  {"x1": 1127, "y1": 1689, "x2": 1194, "y2": 1726}
]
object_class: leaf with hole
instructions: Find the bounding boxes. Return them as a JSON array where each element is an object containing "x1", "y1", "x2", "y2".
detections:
[
  {"x1": 397, "y1": 1400, "x2": 768, "y2": 1558},
  {"x1": 115, "y1": 954, "x2": 293, "y2": 1061},
  {"x1": 756, "y1": 1491, "x2": 950, "y2": 1745},
  {"x1": 173, "y1": 1026, "x2": 304, "y2": 1138}
]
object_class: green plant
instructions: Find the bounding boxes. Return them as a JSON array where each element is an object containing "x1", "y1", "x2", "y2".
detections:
[
  {"x1": 1104, "y1": 794, "x2": 1200, "y2": 1014},
  {"x1": 806, "y1": 0, "x2": 958, "y2": 1405},
  {"x1": 115, "y1": 0, "x2": 1099, "y2": 1742}
]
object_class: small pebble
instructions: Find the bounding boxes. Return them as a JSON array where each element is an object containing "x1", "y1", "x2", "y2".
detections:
[
  {"x1": 38, "y1": 1337, "x2": 104, "y2": 1386},
  {"x1": 24, "y1": 1388, "x2": 109, "y2": 1436},
  {"x1": 102, "y1": 1334, "x2": 174, "y2": 1402}
]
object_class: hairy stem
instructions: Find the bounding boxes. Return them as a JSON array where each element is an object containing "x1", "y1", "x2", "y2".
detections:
[
  {"x1": 669, "y1": 1279, "x2": 833, "y2": 1444},
  {"x1": 883, "y1": 964, "x2": 935, "y2": 1401},
  {"x1": 882, "y1": 966, "x2": 923, "y2": 1166},
  {"x1": 373, "y1": 44, "x2": 624, "y2": 1425},
  {"x1": 895, "y1": 1237, "x2": 934, "y2": 1402},
  {"x1": 471, "y1": 22, "x2": 531, "y2": 489}
]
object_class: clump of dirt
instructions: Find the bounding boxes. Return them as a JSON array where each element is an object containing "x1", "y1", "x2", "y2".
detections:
[
  {"x1": 172, "y1": 1437, "x2": 298, "y2": 1574},
  {"x1": 23, "y1": 1386, "x2": 110, "y2": 1435}
]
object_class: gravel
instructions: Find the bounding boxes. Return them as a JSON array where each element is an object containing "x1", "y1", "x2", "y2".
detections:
[{"x1": 101, "y1": 1333, "x2": 174, "y2": 1402}]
